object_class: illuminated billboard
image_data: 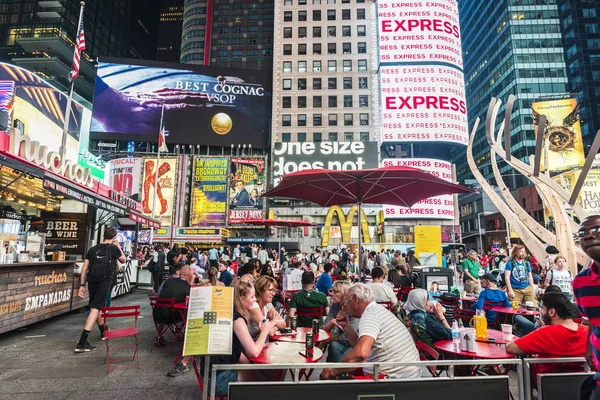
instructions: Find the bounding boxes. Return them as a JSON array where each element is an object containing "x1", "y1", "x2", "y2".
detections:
[
  {"x1": 90, "y1": 57, "x2": 272, "y2": 148},
  {"x1": 190, "y1": 157, "x2": 229, "y2": 227},
  {"x1": 106, "y1": 158, "x2": 142, "y2": 197},
  {"x1": 228, "y1": 158, "x2": 266, "y2": 224},
  {"x1": 381, "y1": 158, "x2": 455, "y2": 220},
  {"x1": 532, "y1": 98, "x2": 585, "y2": 173},
  {"x1": 140, "y1": 157, "x2": 178, "y2": 226}
]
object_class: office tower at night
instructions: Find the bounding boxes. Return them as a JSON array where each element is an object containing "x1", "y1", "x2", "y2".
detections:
[
  {"x1": 157, "y1": 0, "x2": 184, "y2": 63},
  {"x1": 557, "y1": 0, "x2": 600, "y2": 143},
  {"x1": 455, "y1": 0, "x2": 568, "y2": 188}
]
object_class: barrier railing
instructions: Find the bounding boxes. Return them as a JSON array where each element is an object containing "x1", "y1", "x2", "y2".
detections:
[{"x1": 522, "y1": 357, "x2": 588, "y2": 400}]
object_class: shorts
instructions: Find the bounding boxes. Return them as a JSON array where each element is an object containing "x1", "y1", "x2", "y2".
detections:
[{"x1": 88, "y1": 279, "x2": 112, "y2": 310}]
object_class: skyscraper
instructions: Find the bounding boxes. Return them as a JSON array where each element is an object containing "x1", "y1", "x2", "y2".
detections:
[
  {"x1": 157, "y1": 0, "x2": 184, "y2": 62},
  {"x1": 180, "y1": 0, "x2": 209, "y2": 64},
  {"x1": 455, "y1": 0, "x2": 568, "y2": 188},
  {"x1": 557, "y1": 0, "x2": 600, "y2": 143}
]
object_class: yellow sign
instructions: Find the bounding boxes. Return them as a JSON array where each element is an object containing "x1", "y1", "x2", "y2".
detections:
[
  {"x1": 322, "y1": 205, "x2": 371, "y2": 247},
  {"x1": 545, "y1": 165, "x2": 600, "y2": 223},
  {"x1": 414, "y1": 226, "x2": 442, "y2": 266},
  {"x1": 183, "y1": 286, "x2": 234, "y2": 356},
  {"x1": 532, "y1": 98, "x2": 585, "y2": 172}
]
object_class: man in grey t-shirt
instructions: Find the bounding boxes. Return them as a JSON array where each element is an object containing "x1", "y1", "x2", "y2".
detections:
[{"x1": 320, "y1": 284, "x2": 420, "y2": 380}]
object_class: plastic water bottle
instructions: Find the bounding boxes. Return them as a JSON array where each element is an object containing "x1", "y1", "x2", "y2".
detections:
[{"x1": 451, "y1": 321, "x2": 461, "y2": 351}]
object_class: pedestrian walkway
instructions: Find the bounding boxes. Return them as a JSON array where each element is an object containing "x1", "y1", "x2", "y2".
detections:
[{"x1": 0, "y1": 289, "x2": 203, "y2": 399}]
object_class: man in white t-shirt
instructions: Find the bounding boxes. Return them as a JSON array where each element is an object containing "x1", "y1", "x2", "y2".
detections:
[
  {"x1": 320, "y1": 284, "x2": 420, "y2": 380},
  {"x1": 366, "y1": 266, "x2": 397, "y2": 306}
]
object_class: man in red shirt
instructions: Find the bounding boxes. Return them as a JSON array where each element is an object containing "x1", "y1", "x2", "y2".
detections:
[{"x1": 506, "y1": 292, "x2": 588, "y2": 387}]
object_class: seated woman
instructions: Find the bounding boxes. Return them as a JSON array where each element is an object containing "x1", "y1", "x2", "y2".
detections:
[
  {"x1": 249, "y1": 275, "x2": 286, "y2": 339},
  {"x1": 206, "y1": 267, "x2": 224, "y2": 287},
  {"x1": 260, "y1": 264, "x2": 275, "y2": 278},
  {"x1": 405, "y1": 288, "x2": 452, "y2": 347},
  {"x1": 322, "y1": 281, "x2": 358, "y2": 362}
]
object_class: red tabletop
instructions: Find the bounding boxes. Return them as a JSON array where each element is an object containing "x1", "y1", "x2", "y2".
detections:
[
  {"x1": 435, "y1": 340, "x2": 515, "y2": 359},
  {"x1": 271, "y1": 327, "x2": 331, "y2": 344},
  {"x1": 487, "y1": 306, "x2": 539, "y2": 316},
  {"x1": 249, "y1": 341, "x2": 324, "y2": 364},
  {"x1": 460, "y1": 328, "x2": 513, "y2": 345}
]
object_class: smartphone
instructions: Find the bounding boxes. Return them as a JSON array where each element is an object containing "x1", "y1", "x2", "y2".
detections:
[
  {"x1": 299, "y1": 350, "x2": 313, "y2": 358},
  {"x1": 280, "y1": 328, "x2": 293, "y2": 334},
  {"x1": 488, "y1": 338, "x2": 496, "y2": 343}
]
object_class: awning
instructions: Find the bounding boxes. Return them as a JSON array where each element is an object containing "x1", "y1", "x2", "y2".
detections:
[{"x1": 128, "y1": 210, "x2": 161, "y2": 229}]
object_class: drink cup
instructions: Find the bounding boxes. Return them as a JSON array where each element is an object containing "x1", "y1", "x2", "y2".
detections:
[
  {"x1": 501, "y1": 324, "x2": 513, "y2": 341},
  {"x1": 466, "y1": 332, "x2": 476, "y2": 352},
  {"x1": 460, "y1": 332, "x2": 468, "y2": 351}
]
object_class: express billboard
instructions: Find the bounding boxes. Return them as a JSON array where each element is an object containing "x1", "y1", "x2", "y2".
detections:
[
  {"x1": 90, "y1": 57, "x2": 272, "y2": 148},
  {"x1": 381, "y1": 158, "x2": 455, "y2": 220},
  {"x1": 191, "y1": 157, "x2": 229, "y2": 227},
  {"x1": 272, "y1": 141, "x2": 379, "y2": 186},
  {"x1": 228, "y1": 158, "x2": 266, "y2": 224}
]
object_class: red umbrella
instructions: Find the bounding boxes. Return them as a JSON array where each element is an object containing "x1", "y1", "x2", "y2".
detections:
[{"x1": 262, "y1": 166, "x2": 476, "y2": 265}]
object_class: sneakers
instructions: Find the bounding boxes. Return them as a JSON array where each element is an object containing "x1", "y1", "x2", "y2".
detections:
[
  {"x1": 74, "y1": 342, "x2": 97, "y2": 353},
  {"x1": 100, "y1": 325, "x2": 108, "y2": 341},
  {"x1": 167, "y1": 362, "x2": 189, "y2": 377}
]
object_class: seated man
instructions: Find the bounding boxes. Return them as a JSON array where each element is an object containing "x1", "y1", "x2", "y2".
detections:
[
  {"x1": 366, "y1": 266, "x2": 397, "y2": 307},
  {"x1": 218, "y1": 262, "x2": 234, "y2": 286},
  {"x1": 472, "y1": 273, "x2": 511, "y2": 323},
  {"x1": 315, "y1": 263, "x2": 333, "y2": 294},
  {"x1": 320, "y1": 284, "x2": 420, "y2": 380},
  {"x1": 288, "y1": 271, "x2": 329, "y2": 328},
  {"x1": 506, "y1": 292, "x2": 588, "y2": 384}
]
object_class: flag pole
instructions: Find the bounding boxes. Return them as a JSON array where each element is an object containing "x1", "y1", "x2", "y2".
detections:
[
  {"x1": 152, "y1": 104, "x2": 165, "y2": 221},
  {"x1": 60, "y1": 1, "x2": 85, "y2": 157}
]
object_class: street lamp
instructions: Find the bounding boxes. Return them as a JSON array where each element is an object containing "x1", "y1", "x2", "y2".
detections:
[{"x1": 477, "y1": 211, "x2": 493, "y2": 252}]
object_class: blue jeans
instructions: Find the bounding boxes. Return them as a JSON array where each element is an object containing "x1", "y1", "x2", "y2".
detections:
[
  {"x1": 514, "y1": 315, "x2": 539, "y2": 337},
  {"x1": 211, "y1": 370, "x2": 238, "y2": 397},
  {"x1": 327, "y1": 340, "x2": 352, "y2": 363}
]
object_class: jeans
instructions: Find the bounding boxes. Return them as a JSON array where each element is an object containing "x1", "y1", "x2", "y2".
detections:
[
  {"x1": 327, "y1": 340, "x2": 352, "y2": 363},
  {"x1": 580, "y1": 374, "x2": 600, "y2": 400},
  {"x1": 208, "y1": 370, "x2": 238, "y2": 397},
  {"x1": 514, "y1": 315, "x2": 539, "y2": 337}
]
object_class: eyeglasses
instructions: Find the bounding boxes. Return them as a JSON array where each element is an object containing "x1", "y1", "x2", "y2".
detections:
[{"x1": 574, "y1": 227, "x2": 600, "y2": 241}]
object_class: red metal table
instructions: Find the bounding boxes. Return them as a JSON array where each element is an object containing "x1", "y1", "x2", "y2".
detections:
[
  {"x1": 271, "y1": 327, "x2": 331, "y2": 344},
  {"x1": 459, "y1": 328, "x2": 513, "y2": 345},
  {"x1": 249, "y1": 341, "x2": 324, "y2": 381},
  {"x1": 487, "y1": 306, "x2": 539, "y2": 325},
  {"x1": 435, "y1": 337, "x2": 515, "y2": 376},
  {"x1": 460, "y1": 297, "x2": 477, "y2": 309}
]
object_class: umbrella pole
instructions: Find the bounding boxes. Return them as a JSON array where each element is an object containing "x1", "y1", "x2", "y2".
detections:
[
  {"x1": 278, "y1": 226, "x2": 281, "y2": 269},
  {"x1": 357, "y1": 202, "x2": 362, "y2": 275}
]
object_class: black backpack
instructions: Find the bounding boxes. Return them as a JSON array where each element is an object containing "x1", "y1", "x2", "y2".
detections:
[{"x1": 88, "y1": 244, "x2": 113, "y2": 283}]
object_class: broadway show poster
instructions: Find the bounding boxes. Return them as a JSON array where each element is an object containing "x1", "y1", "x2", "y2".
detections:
[
  {"x1": 191, "y1": 157, "x2": 229, "y2": 227},
  {"x1": 533, "y1": 98, "x2": 585, "y2": 173},
  {"x1": 140, "y1": 157, "x2": 178, "y2": 226},
  {"x1": 107, "y1": 158, "x2": 142, "y2": 197},
  {"x1": 546, "y1": 166, "x2": 600, "y2": 224},
  {"x1": 228, "y1": 158, "x2": 265, "y2": 224}
]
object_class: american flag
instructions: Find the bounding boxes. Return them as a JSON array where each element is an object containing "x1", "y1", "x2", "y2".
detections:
[
  {"x1": 69, "y1": 14, "x2": 86, "y2": 82},
  {"x1": 158, "y1": 104, "x2": 168, "y2": 152}
]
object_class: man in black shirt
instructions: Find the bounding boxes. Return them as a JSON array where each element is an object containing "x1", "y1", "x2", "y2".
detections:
[{"x1": 76, "y1": 227, "x2": 126, "y2": 352}]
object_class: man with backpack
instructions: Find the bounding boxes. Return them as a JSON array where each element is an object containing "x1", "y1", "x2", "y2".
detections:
[
  {"x1": 504, "y1": 244, "x2": 536, "y2": 303},
  {"x1": 76, "y1": 227, "x2": 126, "y2": 352}
]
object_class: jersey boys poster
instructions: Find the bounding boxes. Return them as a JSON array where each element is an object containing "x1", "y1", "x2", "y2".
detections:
[{"x1": 228, "y1": 158, "x2": 265, "y2": 224}]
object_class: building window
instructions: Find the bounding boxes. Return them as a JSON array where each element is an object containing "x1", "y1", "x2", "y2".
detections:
[
  {"x1": 313, "y1": 9, "x2": 321, "y2": 21},
  {"x1": 360, "y1": 132, "x2": 369, "y2": 141},
  {"x1": 282, "y1": 114, "x2": 291, "y2": 126},
  {"x1": 284, "y1": 27, "x2": 292, "y2": 38},
  {"x1": 216, "y1": 50, "x2": 228, "y2": 58},
  {"x1": 283, "y1": 44, "x2": 292, "y2": 55},
  {"x1": 357, "y1": 9, "x2": 365, "y2": 19},
  {"x1": 262, "y1": 49, "x2": 272, "y2": 57},
  {"x1": 313, "y1": 60, "x2": 322, "y2": 72},
  {"x1": 344, "y1": 132, "x2": 353, "y2": 141},
  {"x1": 328, "y1": 78, "x2": 337, "y2": 89},
  {"x1": 344, "y1": 113, "x2": 353, "y2": 126},
  {"x1": 328, "y1": 60, "x2": 337, "y2": 72},
  {"x1": 298, "y1": 0, "x2": 307, "y2": 4},
  {"x1": 329, "y1": 132, "x2": 338, "y2": 141},
  {"x1": 314, "y1": 0, "x2": 321, "y2": 4},
  {"x1": 328, "y1": 43, "x2": 336, "y2": 54},
  {"x1": 343, "y1": 60, "x2": 352, "y2": 72},
  {"x1": 282, "y1": 133, "x2": 291, "y2": 142},
  {"x1": 283, "y1": 61, "x2": 292, "y2": 73},
  {"x1": 298, "y1": 96, "x2": 307, "y2": 108},
  {"x1": 343, "y1": 77, "x2": 352, "y2": 89},
  {"x1": 357, "y1": 25, "x2": 366, "y2": 36},
  {"x1": 283, "y1": 79, "x2": 292, "y2": 90},
  {"x1": 359, "y1": 95, "x2": 368, "y2": 107},
  {"x1": 342, "y1": 26, "x2": 351, "y2": 37},
  {"x1": 298, "y1": 114, "x2": 307, "y2": 126},
  {"x1": 313, "y1": 26, "x2": 321, "y2": 37},
  {"x1": 284, "y1": 11, "x2": 293, "y2": 21},
  {"x1": 358, "y1": 77, "x2": 368, "y2": 88},
  {"x1": 328, "y1": 114, "x2": 338, "y2": 126},
  {"x1": 342, "y1": 9, "x2": 351, "y2": 20},
  {"x1": 298, "y1": 43, "x2": 307, "y2": 55},
  {"x1": 284, "y1": 0, "x2": 292, "y2": 5},
  {"x1": 313, "y1": 43, "x2": 321, "y2": 55},
  {"x1": 218, "y1": 27, "x2": 229, "y2": 34},
  {"x1": 299, "y1": 27, "x2": 307, "y2": 38},
  {"x1": 359, "y1": 113, "x2": 369, "y2": 126},
  {"x1": 313, "y1": 114, "x2": 322, "y2": 126},
  {"x1": 358, "y1": 42, "x2": 366, "y2": 53},
  {"x1": 298, "y1": 10, "x2": 307, "y2": 21},
  {"x1": 358, "y1": 59, "x2": 367, "y2": 71},
  {"x1": 298, "y1": 78, "x2": 307, "y2": 90},
  {"x1": 313, "y1": 78, "x2": 322, "y2": 90},
  {"x1": 298, "y1": 61, "x2": 307, "y2": 72},
  {"x1": 344, "y1": 95, "x2": 352, "y2": 107},
  {"x1": 298, "y1": 132, "x2": 307, "y2": 142},
  {"x1": 282, "y1": 97, "x2": 292, "y2": 108},
  {"x1": 328, "y1": 26, "x2": 336, "y2": 37},
  {"x1": 246, "y1": 49, "x2": 257, "y2": 58},
  {"x1": 313, "y1": 95, "x2": 322, "y2": 107},
  {"x1": 328, "y1": 96, "x2": 337, "y2": 107},
  {"x1": 343, "y1": 42, "x2": 351, "y2": 54},
  {"x1": 327, "y1": 9, "x2": 336, "y2": 20},
  {"x1": 313, "y1": 132, "x2": 322, "y2": 142}
]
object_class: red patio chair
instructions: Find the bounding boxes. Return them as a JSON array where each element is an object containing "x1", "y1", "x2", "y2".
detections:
[
  {"x1": 296, "y1": 306, "x2": 325, "y2": 326},
  {"x1": 101, "y1": 305, "x2": 140, "y2": 373},
  {"x1": 416, "y1": 340, "x2": 444, "y2": 377},
  {"x1": 483, "y1": 300, "x2": 507, "y2": 327},
  {"x1": 454, "y1": 307, "x2": 475, "y2": 328},
  {"x1": 398, "y1": 286, "x2": 413, "y2": 302},
  {"x1": 376, "y1": 301, "x2": 393, "y2": 310},
  {"x1": 149, "y1": 296, "x2": 183, "y2": 354}
]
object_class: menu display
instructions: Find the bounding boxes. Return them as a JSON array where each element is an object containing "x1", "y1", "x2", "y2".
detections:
[{"x1": 0, "y1": 165, "x2": 60, "y2": 208}]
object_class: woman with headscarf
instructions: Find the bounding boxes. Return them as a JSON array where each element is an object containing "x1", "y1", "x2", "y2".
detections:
[{"x1": 404, "y1": 288, "x2": 452, "y2": 347}]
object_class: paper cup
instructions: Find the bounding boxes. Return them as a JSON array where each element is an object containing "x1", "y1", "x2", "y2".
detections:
[{"x1": 501, "y1": 324, "x2": 513, "y2": 340}]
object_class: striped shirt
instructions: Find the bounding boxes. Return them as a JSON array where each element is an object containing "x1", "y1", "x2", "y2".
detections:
[
  {"x1": 358, "y1": 302, "x2": 420, "y2": 379},
  {"x1": 573, "y1": 263, "x2": 600, "y2": 373}
]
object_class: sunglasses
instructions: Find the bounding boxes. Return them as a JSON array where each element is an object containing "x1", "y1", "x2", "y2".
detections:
[{"x1": 574, "y1": 227, "x2": 600, "y2": 241}]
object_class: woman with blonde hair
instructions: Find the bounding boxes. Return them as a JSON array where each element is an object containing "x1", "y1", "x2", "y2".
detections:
[
  {"x1": 249, "y1": 275, "x2": 286, "y2": 338},
  {"x1": 322, "y1": 280, "x2": 356, "y2": 362},
  {"x1": 206, "y1": 267, "x2": 224, "y2": 286}
]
